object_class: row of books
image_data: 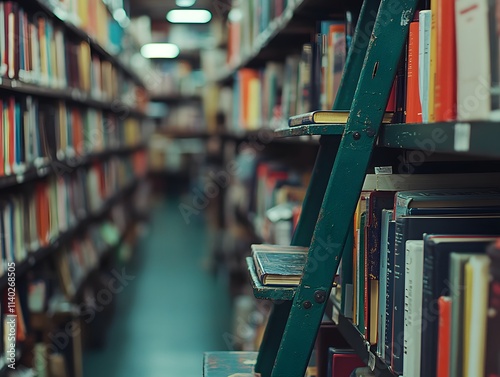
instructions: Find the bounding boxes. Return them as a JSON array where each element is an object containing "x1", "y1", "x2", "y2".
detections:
[
  {"x1": 41, "y1": 0, "x2": 124, "y2": 54},
  {"x1": 332, "y1": 183, "x2": 500, "y2": 377},
  {"x1": 407, "y1": 0, "x2": 500, "y2": 123},
  {"x1": 215, "y1": 16, "x2": 353, "y2": 130},
  {"x1": 0, "y1": 154, "x2": 140, "y2": 272},
  {"x1": 0, "y1": 215, "x2": 130, "y2": 375},
  {"x1": 0, "y1": 95, "x2": 144, "y2": 177},
  {"x1": 0, "y1": 1, "x2": 144, "y2": 106},
  {"x1": 226, "y1": 0, "x2": 292, "y2": 67},
  {"x1": 57, "y1": 221, "x2": 121, "y2": 299}
]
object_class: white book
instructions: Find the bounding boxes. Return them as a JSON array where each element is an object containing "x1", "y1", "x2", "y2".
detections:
[
  {"x1": 455, "y1": 0, "x2": 493, "y2": 120},
  {"x1": 418, "y1": 10, "x2": 431, "y2": 123},
  {"x1": 403, "y1": 240, "x2": 424, "y2": 377}
]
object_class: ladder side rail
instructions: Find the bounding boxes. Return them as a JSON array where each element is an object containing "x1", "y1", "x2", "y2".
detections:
[
  {"x1": 254, "y1": 2, "x2": 380, "y2": 375},
  {"x1": 272, "y1": 1, "x2": 418, "y2": 376}
]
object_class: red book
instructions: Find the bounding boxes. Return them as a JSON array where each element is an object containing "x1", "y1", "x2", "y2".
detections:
[
  {"x1": 386, "y1": 80, "x2": 397, "y2": 112},
  {"x1": 435, "y1": 0, "x2": 456, "y2": 121},
  {"x1": 437, "y1": 296, "x2": 452, "y2": 377},
  {"x1": 36, "y1": 183, "x2": 50, "y2": 247},
  {"x1": 406, "y1": 21, "x2": 423, "y2": 123},
  {"x1": 329, "y1": 348, "x2": 365, "y2": 377}
]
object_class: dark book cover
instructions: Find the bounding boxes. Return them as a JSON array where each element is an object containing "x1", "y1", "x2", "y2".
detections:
[
  {"x1": 384, "y1": 219, "x2": 395, "y2": 367},
  {"x1": 423, "y1": 235, "x2": 497, "y2": 377},
  {"x1": 366, "y1": 192, "x2": 395, "y2": 279},
  {"x1": 394, "y1": 189, "x2": 500, "y2": 218},
  {"x1": 392, "y1": 215, "x2": 500, "y2": 376},
  {"x1": 486, "y1": 239, "x2": 500, "y2": 377},
  {"x1": 252, "y1": 248, "x2": 307, "y2": 286},
  {"x1": 315, "y1": 322, "x2": 350, "y2": 377}
]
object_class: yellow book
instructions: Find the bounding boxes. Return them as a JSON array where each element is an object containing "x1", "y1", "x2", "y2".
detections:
[
  {"x1": 248, "y1": 77, "x2": 261, "y2": 129},
  {"x1": 288, "y1": 110, "x2": 394, "y2": 127},
  {"x1": 79, "y1": 41, "x2": 91, "y2": 92},
  {"x1": 465, "y1": 256, "x2": 490, "y2": 377},
  {"x1": 428, "y1": 1, "x2": 438, "y2": 122},
  {"x1": 38, "y1": 18, "x2": 48, "y2": 86}
]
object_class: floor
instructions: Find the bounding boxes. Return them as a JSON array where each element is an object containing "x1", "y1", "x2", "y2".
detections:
[{"x1": 84, "y1": 196, "x2": 232, "y2": 377}]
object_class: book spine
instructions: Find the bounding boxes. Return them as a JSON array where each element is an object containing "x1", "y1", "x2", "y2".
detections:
[
  {"x1": 406, "y1": 21, "x2": 422, "y2": 123},
  {"x1": 391, "y1": 219, "x2": 405, "y2": 375},
  {"x1": 421, "y1": 239, "x2": 436, "y2": 377},
  {"x1": 437, "y1": 296, "x2": 452, "y2": 377},
  {"x1": 384, "y1": 220, "x2": 395, "y2": 366}
]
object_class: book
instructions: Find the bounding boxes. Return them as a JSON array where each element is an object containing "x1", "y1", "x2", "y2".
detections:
[
  {"x1": 376, "y1": 209, "x2": 392, "y2": 360},
  {"x1": 418, "y1": 10, "x2": 431, "y2": 123},
  {"x1": 485, "y1": 239, "x2": 500, "y2": 377},
  {"x1": 394, "y1": 188, "x2": 500, "y2": 219},
  {"x1": 455, "y1": 0, "x2": 500, "y2": 120},
  {"x1": 392, "y1": 217, "x2": 500, "y2": 376},
  {"x1": 288, "y1": 110, "x2": 394, "y2": 127},
  {"x1": 420, "y1": 234, "x2": 498, "y2": 377},
  {"x1": 464, "y1": 255, "x2": 490, "y2": 377},
  {"x1": 251, "y1": 244, "x2": 308, "y2": 286},
  {"x1": 437, "y1": 296, "x2": 452, "y2": 377},
  {"x1": 403, "y1": 240, "x2": 424, "y2": 377},
  {"x1": 449, "y1": 252, "x2": 481, "y2": 377},
  {"x1": 327, "y1": 348, "x2": 365, "y2": 377},
  {"x1": 405, "y1": 21, "x2": 422, "y2": 123},
  {"x1": 435, "y1": 0, "x2": 456, "y2": 121},
  {"x1": 383, "y1": 218, "x2": 395, "y2": 367}
]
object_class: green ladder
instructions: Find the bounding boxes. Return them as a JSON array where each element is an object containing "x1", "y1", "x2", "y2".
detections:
[{"x1": 204, "y1": 0, "x2": 418, "y2": 376}]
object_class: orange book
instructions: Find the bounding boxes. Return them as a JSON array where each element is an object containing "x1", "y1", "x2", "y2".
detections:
[
  {"x1": 435, "y1": 0, "x2": 456, "y2": 121},
  {"x1": 238, "y1": 68, "x2": 260, "y2": 129},
  {"x1": 406, "y1": 21, "x2": 423, "y2": 123},
  {"x1": 437, "y1": 296, "x2": 452, "y2": 377}
]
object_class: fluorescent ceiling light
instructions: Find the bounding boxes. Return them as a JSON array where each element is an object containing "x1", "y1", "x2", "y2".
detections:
[
  {"x1": 166, "y1": 9, "x2": 212, "y2": 24},
  {"x1": 140, "y1": 43, "x2": 180, "y2": 59},
  {"x1": 176, "y1": 0, "x2": 196, "y2": 6}
]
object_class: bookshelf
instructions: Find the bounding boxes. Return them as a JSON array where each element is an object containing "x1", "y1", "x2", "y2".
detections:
[
  {"x1": 0, "y1": 0, "x2": 150, "y2": 375},
  {"x1": 203, "y1": 0, "x2": 500, "y2": 376}
]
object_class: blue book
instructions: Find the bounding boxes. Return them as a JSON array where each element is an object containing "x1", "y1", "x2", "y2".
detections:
[{"x1": 384, "y1": 219, "x2": 395, "y2": 367}]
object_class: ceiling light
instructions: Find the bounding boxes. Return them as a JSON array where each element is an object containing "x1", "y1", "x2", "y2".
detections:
[
  {"x1": 166, "y1": 9, "x2": 212, "y2": 24},
  {"x1": 140, "y1": 43, "x2": 180, "y2": 59},
  {"x1": 176, "y1": 0, "x2": 196, "y2": 6}
]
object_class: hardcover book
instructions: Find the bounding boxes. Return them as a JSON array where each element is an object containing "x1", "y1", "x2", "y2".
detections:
[{"x1": 251, "y1": 244, "x2": 308, "y2": 286}]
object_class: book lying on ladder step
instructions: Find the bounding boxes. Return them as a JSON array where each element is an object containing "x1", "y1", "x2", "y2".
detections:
[
  {"x1": 251, "y1": 244, "x2": 308, "y2": 286},
  {"x1": 288, "y1": 110, "x2": 394, "y2": 127}
]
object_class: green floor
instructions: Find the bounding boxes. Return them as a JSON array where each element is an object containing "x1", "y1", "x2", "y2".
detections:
[{"x1": 84, "y1": 197, "x2": 232, "y2": 377}]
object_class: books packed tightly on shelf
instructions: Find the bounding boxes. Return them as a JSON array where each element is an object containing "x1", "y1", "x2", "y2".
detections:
[
  {"x1": 0, "y1": 0, "x2": 150, "y2": 376},
  {"x1": 248, "y1": 174, "x2": 500, "y2": 377}
]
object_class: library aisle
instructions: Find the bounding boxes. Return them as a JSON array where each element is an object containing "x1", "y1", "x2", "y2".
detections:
[{"x1": 83, "y1": 196, "x2": 232, "y2": 377}]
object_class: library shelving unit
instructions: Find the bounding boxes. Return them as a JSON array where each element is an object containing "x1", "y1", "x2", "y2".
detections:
[
  {"x1": 203, "y1": 0, "x2": 500, "y2": 376},
  {"x1": 0, "y1": 0, "x2": 150, "y2": 375}
]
